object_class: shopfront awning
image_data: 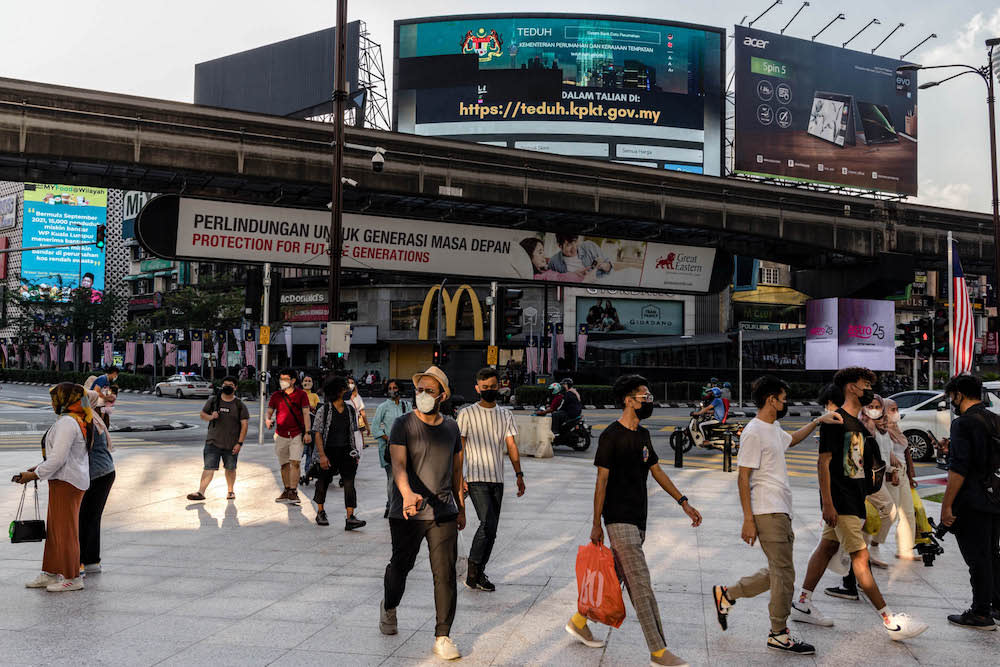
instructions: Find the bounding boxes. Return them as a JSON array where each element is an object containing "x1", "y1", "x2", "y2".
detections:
[
  {"x1": 730, "y1": 286, "x2": 811, "y2": 306},
  {"x1": 153, "y1": 269, "x2": 177, "y2": 277}
]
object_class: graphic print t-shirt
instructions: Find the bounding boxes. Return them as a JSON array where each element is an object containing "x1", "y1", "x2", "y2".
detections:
[
  {"x1": 818, "y1": 408, "x2": 871, "y2": 519},
  {"x1": 594, "y1": 421, "x2": 658, "y2": 531}
]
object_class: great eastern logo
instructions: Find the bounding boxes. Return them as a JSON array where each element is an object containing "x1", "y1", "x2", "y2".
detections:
[
  {"x1": 461, "y1": 28, "x2": 504, "y2": 62},
  {"x1": 655, "y1": 253, "x2": 677, "y2": 270}
]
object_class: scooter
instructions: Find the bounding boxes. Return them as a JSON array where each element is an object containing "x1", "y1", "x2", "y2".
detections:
[
  {"x1": 669, "y1": 414, "x2": 741, "y2": 454},
  {"x1": 552, "y1": 415, "x2": 593, "y2": 451}
]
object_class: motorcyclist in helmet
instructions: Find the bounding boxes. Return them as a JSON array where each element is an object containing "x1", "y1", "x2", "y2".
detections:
[
  {"x1": 721, "y1": 381, "x2": 733, "y2": 401},
  {"x1": 561, "y1": 378, "x2": 582, "y2": 404},
  {"x1": 691, "y1": 387, "x2": 725, "y2": 442},
  {"x1": 537, "y1": 381, "x2": 582, "y2": 434}
]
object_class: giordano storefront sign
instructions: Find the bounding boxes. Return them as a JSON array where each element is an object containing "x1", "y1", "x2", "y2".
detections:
[{"x1": 418, "y1": 284, "x2": 484, "y2": 341}]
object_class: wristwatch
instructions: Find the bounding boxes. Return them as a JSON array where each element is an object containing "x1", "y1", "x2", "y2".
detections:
[
  {"x1": 516, "y1": 472, "x2": 524, "y2": 478},
  {"x1": 676, "y1": 495, "x2": 688, "y2": 506}
]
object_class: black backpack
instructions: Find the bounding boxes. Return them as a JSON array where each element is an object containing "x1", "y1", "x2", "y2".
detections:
[{"x1": 968, "y1": 411, "x2": 1000, "y2": 507}]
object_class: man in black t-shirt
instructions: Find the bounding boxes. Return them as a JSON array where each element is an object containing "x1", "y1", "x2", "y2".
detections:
[
  {"x1": 187, "y1": 377, "x2": 249, "y2": 501},
  {"x1": 792, "y1": 367, "x2": 928, "y2": 642},
  {"x1": 565, "y1": 375, "x2": 703, "y2": 667}
]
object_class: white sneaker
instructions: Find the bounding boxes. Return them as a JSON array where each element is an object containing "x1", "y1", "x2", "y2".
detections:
[
  {"x1": 791, "y1": 600, "x2": 834, "y2": 627},
  {"x1": 25, "y1": 572, "x2": 60, "y2": 589},
  {"x1": 83, "y1": 563, "x2": 102, "y2": 574},
  {"x1": 433, "y1": 635, "x2": 461, "y2": 660},
  {"x1": 869, "y1": 545, "x2": 888, "y2": 569},
  {"x1": 884, "y1": 613, "x2": 928, "y2": 641},
  {"x1": 46, "y1": 577, "x2": 84, "y2": 592}
]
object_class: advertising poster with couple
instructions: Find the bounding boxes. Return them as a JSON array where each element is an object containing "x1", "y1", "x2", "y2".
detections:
[{"x1": 146, "y1": 196, "x2": 720, "y2": 294}]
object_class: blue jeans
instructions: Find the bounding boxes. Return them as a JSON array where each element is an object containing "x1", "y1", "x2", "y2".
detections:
[{"x1": 467, "y1": 482, "x2": 504, "y2": 569}]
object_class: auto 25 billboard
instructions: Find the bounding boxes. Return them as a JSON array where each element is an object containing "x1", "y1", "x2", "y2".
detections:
[
  {"x1": 734, "y1": 26, "x2": 917, "y2": 196},
  {"x1": 806, "y1": 298, "x2": 895, "y2": 371},
  {"x1": 395, "y1": 13, "x2": 724, "y2": 175}
]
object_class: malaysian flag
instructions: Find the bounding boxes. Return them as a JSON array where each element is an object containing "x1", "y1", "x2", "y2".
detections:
[{"x1": 952, "y1": 241, "x2": 975, "y2": 375}]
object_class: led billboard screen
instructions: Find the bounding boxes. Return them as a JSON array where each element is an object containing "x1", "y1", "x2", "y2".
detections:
[
  {"x1": 395, "y1": 13, "x2": 724, "y2": 175},
  {"x1": 20, "y1": 183, "x2": 107, "y2": 302},
  {"x1": 734, "y1": 26, "x2": 917, "y2": 195},
  {"x1": 806, "y1": 298, "x2": 895, "y2": 371}
]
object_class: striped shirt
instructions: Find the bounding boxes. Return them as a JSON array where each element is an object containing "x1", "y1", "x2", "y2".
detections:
[{"x1": 457, "y1": 403, "x2": 518, "y2": 484}]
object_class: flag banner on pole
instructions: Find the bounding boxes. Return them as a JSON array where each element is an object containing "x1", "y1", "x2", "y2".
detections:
[
  {"x1": 190, "y1": 330, "x2": 203, "y2": 366},
  {"x1": 577, "y1": 324, "x2": 588, "y2": 360},
  {"x1": 284, "y1": 325, "x2": 293, "y2": 362},
  {"x1": 952, "y1": 241, "x2": 975, "y2": 375},
  {"x1": 103, "y1": 342, "x2": 113, "y2": 367},
  {"x1": 165, "y1": 343, "x2": 177, "y2": 367},
  {"x1": 245, "y1": 341, "x2": 256, "y2": 367},
  {"x1": 48, "y1": 342, "x2": 57, "y2": 363},
  {"x1": 143, "y1": 343, "x2": 155, "y2": 364},
  {"x1": 64, "y1": 340, "x2": 74, "y2": 363},
  {"x1": 124, "y1": 341, "x2": 136, "y2": 366},
  {"x1": 319, "y1": 327, "x2": 326, "y2": 359},
  {"x1": 555, "y1": 323, "x2": 565, "y2": 360},
  {"x1": 526, "y1": 341, "x2": 538, "y2": 374}
]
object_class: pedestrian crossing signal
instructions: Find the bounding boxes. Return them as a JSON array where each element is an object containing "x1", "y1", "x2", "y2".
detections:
[{"x1": 95, "y1": 225, "x2": 106, "y2": 249}]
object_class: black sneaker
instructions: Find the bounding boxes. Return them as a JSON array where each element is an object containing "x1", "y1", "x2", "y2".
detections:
[
  {"x1": 947, "y1": 609, "x2": 997, "y2": 631},
  {"x1": 345, "y1": 516, "x2": 367, "y2": 531},
  {"x1": 768, "y1": 628, "x2": 816, "y2": 654},
  {"x1": 316, "y1": 510, "x2": 329, "y2": 526},
  {"x1": 993, "y1": 609, "x2": 1000, "y2": 622},
  {"x1": 476, "y1": 573, "x2": 496, "y2": 592},
  {"x1": 824, "y1": 586, "x2": 859, "y2": 601},
  {"x1": 287, "y1": 489, "x2": 300, "y2": 504},
  {"x1": 383, "y1": 507, "x2": 389, "y2": 518},
  {"x1": 712, "y1": 585, "x2": 733, "y2": 630}
]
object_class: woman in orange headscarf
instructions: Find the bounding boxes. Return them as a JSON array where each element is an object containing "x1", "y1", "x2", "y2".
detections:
[{"x1": 13, "y1": 383, "x2": 93, "y2": 592}]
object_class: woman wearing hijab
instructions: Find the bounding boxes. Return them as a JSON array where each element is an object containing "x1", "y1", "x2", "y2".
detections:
[
  {"x1": 79, "y1": 388, "x2": 115, "y2": 575},
  {"x1": 13, "y1": 383, "x2": 94, "y2": 592},
  {"x1": 869, "y1": 397, "x2": 918, "y2": 560}
]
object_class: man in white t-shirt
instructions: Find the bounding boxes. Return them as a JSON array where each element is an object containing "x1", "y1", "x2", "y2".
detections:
[
  {"x1": 710, "y1": 376, "x2": 842, "y2": 656},
  {"x1": 456, "y1": 367, "x2": 524, "y2": 592}
]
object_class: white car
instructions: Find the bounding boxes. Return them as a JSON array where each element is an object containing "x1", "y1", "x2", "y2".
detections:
[
  {"x1": 891, "y1": 386, "x2": 1000, "y2": 462},
  {"x1": 154, "y1": 373, "x2": 213, "y2": 399}
]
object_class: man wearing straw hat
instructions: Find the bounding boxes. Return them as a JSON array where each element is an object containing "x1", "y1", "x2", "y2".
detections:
[{"x1": 380, "y1": 365, "x2": 466, "y2": 661}]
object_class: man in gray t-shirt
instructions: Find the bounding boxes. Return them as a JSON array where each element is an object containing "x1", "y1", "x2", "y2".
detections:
[
  {"x1": 187, "y1": 377, "x2": 249, "y2": 502},
  {"x1": 380, "y1": 366, "x2": 466, "y2": 662}
]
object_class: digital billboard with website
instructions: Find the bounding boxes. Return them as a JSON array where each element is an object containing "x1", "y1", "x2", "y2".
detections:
[
  {"x1": 806, "y1": 298, "x2": 895, "y2": 370},
  {"x1": 20, "y1": 183, "x2": 107, "y2": 302},
  {"x1": 395, "y1": 13, "x2": 725, "y2": 175},
  {"x1": 734, "y1": 26, "x2": 917, "y2": 195}
]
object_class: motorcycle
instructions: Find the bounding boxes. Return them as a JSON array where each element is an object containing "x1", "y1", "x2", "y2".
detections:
[
  {"x1": 551, "y1": 415, "x2": 593, "y2": 451},
  {"x1": 669, "y1": 413, "x2": 742, "y2": 454}
]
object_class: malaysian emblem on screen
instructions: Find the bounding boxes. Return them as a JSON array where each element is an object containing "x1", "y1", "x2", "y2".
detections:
[{"x1": 461, "y1": 28, "x2": 503, "y2": 62}]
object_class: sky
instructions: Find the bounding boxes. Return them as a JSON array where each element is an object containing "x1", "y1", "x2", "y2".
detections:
[{"x1": 0, "y1": 1, "x2": 998, "y2": 213}]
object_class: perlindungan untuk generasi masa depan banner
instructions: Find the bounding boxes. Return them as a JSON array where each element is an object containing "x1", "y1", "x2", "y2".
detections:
[
  {"x1": 805, "y1": 298, "x2": 896, "y2": 371},
  {"x1": 734, "y1": 25, "x2": 917, "y2": 196},
  {"x1": 394, "y1": 13, "x2": 724, "y2": 175},
  {"x1": 20, "y1": 183, "x2": 107, "y2": 302},
  {"x1": 138, "y1": 196, "x2": 719, "y2": 294}
]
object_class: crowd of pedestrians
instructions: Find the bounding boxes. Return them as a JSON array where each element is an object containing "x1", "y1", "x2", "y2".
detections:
[{"x1": 9, "y1": 362, "x2": 1000, "y2": 665}]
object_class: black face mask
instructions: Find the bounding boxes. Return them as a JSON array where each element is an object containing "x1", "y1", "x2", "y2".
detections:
[
  {"x1": 479, "y1": 389, "x2": 500, "y2": 403},
  {"x1": 635, "y1": 401, "x2": 655, "y2": 420},
  {"x1": 775, "y1": 405, "x2": 788, "y2": 420},
  {"x1": 858, "y1": 388, "x2": 875, "y2": 406},
  {"x1": 221, "y1": 386, "x2": 235, "y2": 395}
]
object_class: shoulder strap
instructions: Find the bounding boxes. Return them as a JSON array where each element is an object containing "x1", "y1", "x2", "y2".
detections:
[{"x1": 280, "y1": 392, "x2": 305, "y2": 432}]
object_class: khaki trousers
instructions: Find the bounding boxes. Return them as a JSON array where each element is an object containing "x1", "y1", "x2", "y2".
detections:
[{"x1": 727, "y1": 513, "x2": 795, "y2": 633}]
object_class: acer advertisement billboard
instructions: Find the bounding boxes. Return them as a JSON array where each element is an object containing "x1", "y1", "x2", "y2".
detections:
[
  {"x1": 394, "y1": 13, "x2": 725, "y2": 175},
  {"x1": 806, "y1": 298, "x2": 895, "y2": 371},
  {"x1": 734, "y1": 25, "x2": 917, "y2": 196}
]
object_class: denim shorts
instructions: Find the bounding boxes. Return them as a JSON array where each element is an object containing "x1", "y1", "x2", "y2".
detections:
[{"x1": 204, "y1": 444, "x2": 238, "y2": 471}]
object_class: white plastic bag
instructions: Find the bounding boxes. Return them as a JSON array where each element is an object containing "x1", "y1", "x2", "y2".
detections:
[{"x1": 456, "y1": 531, "x2": 469, "y2": 579}]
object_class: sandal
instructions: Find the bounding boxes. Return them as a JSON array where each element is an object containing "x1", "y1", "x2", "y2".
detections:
[
  {"x1": 226, "y1": 492, "x2": 236, "y2": 500},
  {"x1": 186, "y1": 492, "x2": 206, "y2": 501}
]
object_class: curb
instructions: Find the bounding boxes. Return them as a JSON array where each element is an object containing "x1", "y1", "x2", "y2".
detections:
[{"x1": 110, "y1": 421, "x2": 193, "y2": 433}]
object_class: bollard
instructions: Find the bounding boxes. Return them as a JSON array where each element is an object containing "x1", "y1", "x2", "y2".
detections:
[
  {"x1": 723, "y1": 429, "x2": 733, "y2": 473},
  {"x1": 673, "y1": 428, "x2": 683, "y2": 468}
]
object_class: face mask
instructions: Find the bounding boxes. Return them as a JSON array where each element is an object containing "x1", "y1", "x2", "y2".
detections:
[
  {"x1": 348, "y1": 383, "x2": 355, "y2": 392},
  {"x1": 279, "y1": 380, "x2": 292, "y2": 390},
  {"x1": 635, "y1": 401, "x2": 654, "y2": 420},
  {"x1": 221, "y1": 385, "x2": 235, "y2": 395},
  {"x1": 479, "y1": 389, "x2": 500, "y2": 403},
  {"x1": 864, "y1": 408, "x2": 883, "y2": 420},
  {"x1": 858, "y1": 388, "x2": 875, "y2": 406},
  {"x1": 388, "y1": 388, "x2": 399, "y2": 399},
  {"x1": 415, "y1": 391, "x2": 438, "y2": 414},
  {"x1": 775, "y1": 405, "x2": 788, "y2": 420},
  {"x1": 886, "y1": 409, "x2": 900, "y2": 423}
]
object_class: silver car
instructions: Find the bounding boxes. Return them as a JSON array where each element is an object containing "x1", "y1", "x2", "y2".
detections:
[{"x1": 154, "y1": 374, "x2": 213, "y2": 399}]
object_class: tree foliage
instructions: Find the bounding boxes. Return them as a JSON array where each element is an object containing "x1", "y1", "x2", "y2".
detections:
[{"x1": 152, "y1": 277, "x2": 245, "y2": 332}]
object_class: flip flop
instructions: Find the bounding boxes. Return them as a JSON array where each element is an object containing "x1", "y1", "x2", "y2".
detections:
[
  {"x1": 227, "y1": 492, "x2": 236, "y2": 500},
  {"x1": 186, "y1": 492, "x2": 206, "y2": 501}
]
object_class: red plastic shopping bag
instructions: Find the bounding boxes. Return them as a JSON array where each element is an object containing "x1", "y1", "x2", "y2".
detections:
[{"x1": 575, "y1": 542, "x2": 626, "y2": 628}]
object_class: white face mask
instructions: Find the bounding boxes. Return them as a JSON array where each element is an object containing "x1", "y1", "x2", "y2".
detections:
[
  {"x1": 348, "y1": 383, "x2": 355, "y2": 391},
  {"x1": 864, "y1": 408, "x2": 883, "y2": 420},
  {"x1": 279, "y1": 380, "x2": 292, "y2": 390},
  {"x1": 415, "y1": 391, "x2": 438, "y2": 414}
]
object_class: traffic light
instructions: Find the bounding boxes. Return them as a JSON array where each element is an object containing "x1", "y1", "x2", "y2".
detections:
[
  {"x1": 244, "y1": 267, "x2": 263, "y2": 321},
  {"x1": 933, "y1": 309, "x2": 948, "y2": 356},
  {"x1": 917, "y1": 317, "x2": 932, "y2": 356},
  {"x1": 497, "y1": 287, "x2": 523, "y2": 341},
  {"x1": 94, "y1": 224, "x2": 106, "y2": 249},
  {"x1": 267, "y1": 269, "x2": 282, "y2": 323}
]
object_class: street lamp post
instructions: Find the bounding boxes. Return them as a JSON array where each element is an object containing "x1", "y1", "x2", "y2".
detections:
[
  {"x1": 326, "y1": 0, "x2": 348, "y2": 361},
  {"x1": 899, "y1": 40, "x2": 1000, "y2": 287}
]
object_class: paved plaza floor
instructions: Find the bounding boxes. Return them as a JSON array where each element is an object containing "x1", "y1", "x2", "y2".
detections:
[{"x1": 0, "y1": 442, "x2": 993, "y2": 665}]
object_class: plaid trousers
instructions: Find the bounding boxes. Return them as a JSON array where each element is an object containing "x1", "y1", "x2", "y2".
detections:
[{"x1": 606, "y1": 522, "x2": 666, "y2": 652}]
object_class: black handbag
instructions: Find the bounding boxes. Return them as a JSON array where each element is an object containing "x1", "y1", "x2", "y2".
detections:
[{"x1": 9, "y1": 480, "x2": 46, "y2": 543}]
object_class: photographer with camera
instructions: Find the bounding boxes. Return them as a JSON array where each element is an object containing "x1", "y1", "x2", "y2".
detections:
[{"x1": 941, "y1": 374, "x2": 1000, "y2": 630}]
